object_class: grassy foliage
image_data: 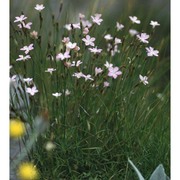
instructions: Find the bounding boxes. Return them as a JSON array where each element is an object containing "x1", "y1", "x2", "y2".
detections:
[{"x1": 10, "y1": 0, "x2": 170, "y2": 179}]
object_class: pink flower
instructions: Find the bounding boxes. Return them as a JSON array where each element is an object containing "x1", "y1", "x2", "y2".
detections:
[
  {"x1": 83, "y1": 27, "x2": 89, "y2": 35},
  {"x1": 66, "y1": 42, "x2": 77, "y2": 50},
  {"x1": 137, "y1": 33, "x2": 149, "y2": 44},
  {"x1": 139, "y1": 75, "x2": 148, "y2": 85},
  {"x1": 79, "y1": 13, "x2": 85, "y2": 19},
  {"x1": 18, "y1": 22, "x2": 32, "y2": 29},
  {"x1": 82, "y1": 20, "x2": 92, "y2": 28},
  {"x1": 72, "y1": 72, "x2": 84, "y2": 79},
  {"x1": 104, "y1": 81, "x2": 110, "y2": 87},
  {"x1": 14, "y1": 15, "x2": 27, "y2": 23},
  {"x1": 65, "y1": 89, "x2": 71, "y2": 96},
  {"x1": 89, "y1": 47, "x2": 102, "y2": 54},
  {"x1": 64, "y1": 24, "x2": 72, "y2": 31},
  {"x1": 26, "y1": 86, "x2": 38, "y2": 96},
  {"x1": 56, "y1": 51, "x2": 71, "y2": 61},
  {"x1": 104, "y1": 34, "x2": 113, "y2": 40},
  {"x1": 71, "y1": 60, "x2": 82, "y2": 67},
  {"x1": 129, "y1": 29, "x2": 138, "y2": 36},
  {"x1": 129, "y1": 16, "x2": 141, "y2": 24},
  {"x1": 116, "y1": 22, "x2": 124, "y2": 31},
  {"x1": 30, "y1": 31, "x2": 38, "y2": 39},
  {"x1": 52, "y1": 92, "x2": 62, "y2": 97},
  {"x1": 74, "y1": 45, "x2": 80, "y2": 51},
  {"x1": 95, "y1": 67, "x2": 103, "y2": 76},
  {"x1": 83, "y1": 74, "x2": 94, "y2": 81},
  {"x1": 20, "y1": 44, "x2": 34, "y2": 54},
  {"x1": 45, "y1": 68, "x2": 56, "y2": 74},
  {"x1": 62, "y1": 37, "x2": 70, "y2": 44},
  {"x1": 114, "y1": 38, "x2": 122, "y2": 45},
  {"x1": 108, "y1": 67, "x2": 122, "y2": 79},
  {"x1": 146, "y1": 47, "x2": 159, "y2": 57},
  {"x1": 104, "y1": 61, "x2": 113, "y2": 69},
  {"x1": 72, "y1": 23, "x2": 80, "y2": 29},
  {"x1": 91, "y1": 14, "x2": 103, "y2": 25},
  {"x1": 34, "y1": 4, "x2": 45, "y2": 11},
  {"x1": 150, "y1": 20, "x2": 160, "y2": 28},
  {"x1": 16, "y1": 55, "x2": 31, "y2": 61},
  {"x1": 82, "y1": 35, "x2": 95, "y2": 46}
]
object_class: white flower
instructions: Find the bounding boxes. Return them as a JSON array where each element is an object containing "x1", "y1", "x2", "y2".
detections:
[
  {"x1": 107, "y1": 43, "x2": 113, "y2": 52},
  {"x1": 82, "y1": 20, "x2": 92, "y2": 28},
  {"x1": 26, "y1": 86, "x2": 38, "y2": 96},
  {"x1": 129, "y1": 29, "x2": 138, "y2": 36},
  {"x1": 72, "y1": 23, "x2": 80, "y2": 29},
  {"x1": 91, "y1": 14, "x2": 103, "y2": 25},
  {"x1": 74, "y1": 45, "x2": 80, "y2": 51},
  {"x1": 89, "y1": 46, "x2": 102, "y2": 54},
  {"x1": 116, "y1": 22, "x2": 124, "y2": 31},
  {"x1": 64, "y1": 24, "x2": 72, "y2": 31},
  {"x1": 82, "y1": 35, "x2": 95, "y2": 46},
  {"x1": 30, "y1": 31, "x2": 38, "y2": 39},
  {"x1": 79, "y1": 13, "x2": 85, "y2": 19},
  {"x1": 109, "y1": 45, "x2": 120, "y2": 56},
  {"x1": 64, "y1": 61, "x2": 72, "y2": 68},
  {"x1": 104, "y1": 34, "x2": 113, "y2": 40},
  {"x1": 56, "y1": 51, "x2": 71, "y2": 61},
  {"x1": 18, "y1": 22, "x2": 32, "y2": 29},
  {"x1": 62, "y1": 37, "x2": 70, "y2": 44},
  {"x1": 45, "y1": 68, "x2": 56, "y2": 74},
  {"x1": 114, "y1": 38, "x2": 122, "y2": 45},
  {"x1": 137, "y1": 33, "x2": 149, "y2": 44},
  {"x1": 14, "y1": 15, "x2": 27, "y2": 23},
  {"x1": 66, "y1": 42, "x2": 77, "y2": 50},
  {"x1": 52, "y1": 92, "x2": 62, "y2": 97},
  {"x1": 71, "y1": 60, "x2": 82, "y2": 67},
  {"x1": 83, "y1": 27, "x2": 89, "y2": 35},
  {"x1": 95, "y1": 67, "x2": 103, "y2": 76},
  {"x1": 129, "y1": 16, "x2": 141, "y2": 24},
  {"x1": 146, "y1": 47, "x2": 159, "y2": 57},
  {"x1": 139, "y1": 75, "x2": 149, "y2": 85},
  {"x1": 35, "y1": 4, "x2": 45, "y2": 11},
  {"x1": 23, "y1": 22, "x2": 32, "y2": 30},
  {"x1": 16, "y1": 55, "x2": 31, "y2": 61},
  {"x1": 83, "y1": 74, "x2": 94, "y2": 81},
  {"x1": 150, "y1": 20, "x2": 160, "y2": 28},
  {"x1": 45, "y1": 141, "x2": 56, "y2": 151},
  {"x1": 108, "y1": 67, "x2": 122, "y2": 79},
  {"x1": 65, "y1": 89, "x2": 71, "y2": 96},
  {"x1": 24, "y1": 78, "x2": 33, "y2": 85},
  {"x1": 72, "y1": 72, "x2": 84, "y2": 79},
  {"x1": 20, "y1": 44, "x2": 34, "y2": 54},
  {"x1": 104, "y1": 81, "x2": 110, "y2": 87},
  {"x1": 104, "y1": 61, "x2": 113, "y2": 69}
]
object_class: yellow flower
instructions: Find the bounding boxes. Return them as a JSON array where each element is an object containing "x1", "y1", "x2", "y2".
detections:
[
  {"x1": 17, "y1": 162, "x2": 39, "y2": 180},
  {"x1": 10, "y1": 119, "x2": 25, "y2": 138}
]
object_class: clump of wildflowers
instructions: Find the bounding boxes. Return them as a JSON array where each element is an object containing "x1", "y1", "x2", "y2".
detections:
[{"x1": 10, "y1": 4, "x2": 165, "y2": 178}]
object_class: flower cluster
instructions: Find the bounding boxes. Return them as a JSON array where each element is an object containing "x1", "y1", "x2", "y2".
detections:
[{"x1": 14, "y1": 14, "x2": 32, "y2": 30}]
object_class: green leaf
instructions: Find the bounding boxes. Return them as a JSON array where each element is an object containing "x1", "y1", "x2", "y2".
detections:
[
  {"x1": 149, "y1": 164, "x2": 170, "y2": 180},
  {"x1": 128, "y1": 158, "x2": 145, "y2": 180}
]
